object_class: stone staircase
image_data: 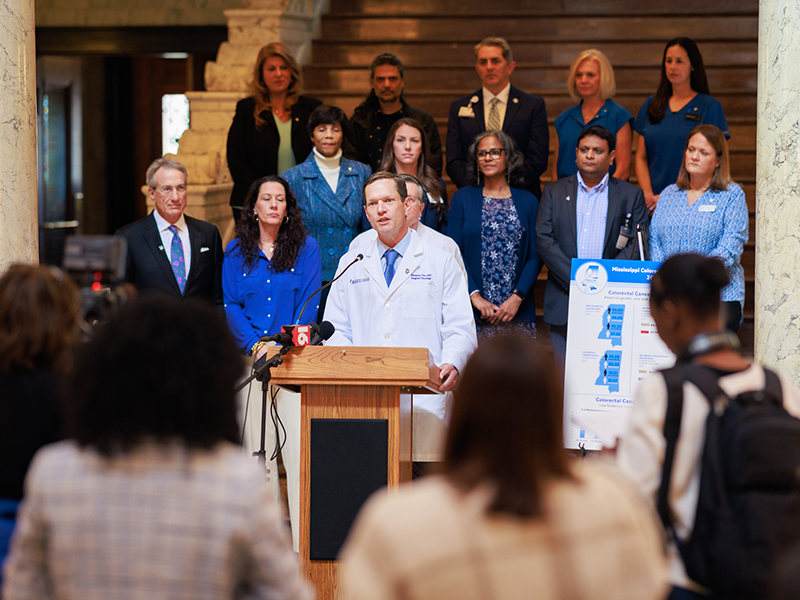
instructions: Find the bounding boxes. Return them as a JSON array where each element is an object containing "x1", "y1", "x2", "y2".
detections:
[{"x1": 303, "y1": 0, "x2": 758, "y2": 350}]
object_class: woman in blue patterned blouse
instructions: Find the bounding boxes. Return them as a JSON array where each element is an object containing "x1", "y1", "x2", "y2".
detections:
[
  {"x1": 448, "y1": 130, "x2": 542, "y2": 339},
  {"x1": 649, "y1": 124, "x2": 748, "y2": 333}
]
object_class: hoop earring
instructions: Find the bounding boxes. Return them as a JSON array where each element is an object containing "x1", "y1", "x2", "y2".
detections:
[{"x1": 283, "y1": 215, "x2": 289, "y2": 225}]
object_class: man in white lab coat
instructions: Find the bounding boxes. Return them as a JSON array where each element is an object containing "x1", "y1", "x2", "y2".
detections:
[
  {"x1": 324, "y1": 172, "x2": 477, "y2": 463},
  {"x1": 349, "y1": 174, "x2": 467, "y2": 281}
]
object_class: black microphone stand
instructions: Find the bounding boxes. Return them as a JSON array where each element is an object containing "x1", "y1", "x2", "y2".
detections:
[{"x1": 249, "y1": 344, "x2": 292, "y2": 476}]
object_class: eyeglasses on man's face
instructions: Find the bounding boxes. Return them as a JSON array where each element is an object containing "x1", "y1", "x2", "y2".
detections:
[{"x1": 155, "y1": 185, "x2": 188, "y2": 196}]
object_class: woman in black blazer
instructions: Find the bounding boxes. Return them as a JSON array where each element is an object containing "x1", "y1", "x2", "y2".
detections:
[{"x1": 226, "y1": 43, "x2": 321, "y2": 222}]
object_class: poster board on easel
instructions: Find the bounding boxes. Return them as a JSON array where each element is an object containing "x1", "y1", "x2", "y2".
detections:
[{"x1": 562, "y1": 258, "x2": 674, "y2": 450}]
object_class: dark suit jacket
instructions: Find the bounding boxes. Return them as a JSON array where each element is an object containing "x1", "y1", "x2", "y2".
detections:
[
  {"x1": 116, "y1": 212, "x2": 223, "y2": 306},
  {"x1": 350, "y1": 94, "x2": 443, "y2": 175},
  {"x1": 446, "y1": 85, "x2": 549, "y2": 198},
  {"x1": 448, "y1": 185, "x2": 542, "y2": 323},
  {"x1": 535, "y1": 175, "x2": 648, "y2": 326},
  {"x1": 226, "y1": 95, "x2": 322, "y2": 210}
]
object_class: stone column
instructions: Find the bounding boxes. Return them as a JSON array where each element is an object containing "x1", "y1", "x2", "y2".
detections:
[
  {"x1": 0, "y1": 0, "x2": 38, "y2": 271},
  {"x1": 755, "y1": 0, "x2": 800, "y2": 381}
]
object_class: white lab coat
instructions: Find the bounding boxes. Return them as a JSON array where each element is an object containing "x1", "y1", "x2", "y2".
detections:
[
  {"x1": 324, "y1": 228, "x2": 477, "y2": 460},
  {"x1": 349, "y1": 222, "x2": 468, "y2": 282}
]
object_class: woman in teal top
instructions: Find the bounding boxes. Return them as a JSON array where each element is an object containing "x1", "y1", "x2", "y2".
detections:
[
  {"x1": 552, "y1": 49, "x2": 633, "y2": 182},
  {"x1": 634, "y1": 37, "x2": 729, "y2": 216}
]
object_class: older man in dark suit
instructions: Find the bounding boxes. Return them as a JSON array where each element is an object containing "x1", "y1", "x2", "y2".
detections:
[
  {"x1": 116, "y1": 158, "x2": 223, "y2": 305},
  {"x1": 446, "y1": 37, "x2": 549, "y2": 199},
  {"x1": 536, "y1": 125, "x2": 648, "y2": 369}
]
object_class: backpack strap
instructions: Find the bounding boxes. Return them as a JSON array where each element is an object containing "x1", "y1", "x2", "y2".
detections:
[
  {"x1": 762, "y1": 368, "x2": 783, "y2": 404},
  {"x1": 657, "y1": 364, "x2": 688, "y2": 533}
]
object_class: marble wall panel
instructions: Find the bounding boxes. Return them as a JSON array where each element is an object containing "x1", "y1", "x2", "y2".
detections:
[
  {"x1": 756, "y1": 0, "x2": 800, "y2": 380},
  {"x1": 0, "y1": 0, "x2": 38, "y2": 271}
]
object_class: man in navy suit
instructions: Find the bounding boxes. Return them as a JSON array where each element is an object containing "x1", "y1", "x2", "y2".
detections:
[
  {"x1": 536, "y1": 126, "x2": 648, "y2": 369},
  {"x1": 116, "y1": 158, "x2": 223, "y2": 306},
  {"x1": 446, "y1": 37, "x2": 549, "y2": 198}
]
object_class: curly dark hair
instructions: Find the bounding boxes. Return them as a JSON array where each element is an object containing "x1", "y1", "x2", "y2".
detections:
[
  {"x1": 0, "y1": 264, "x2": 81, "y2": 375},
  {"x1": 65, "y1": 295, "x2": 242, "y2": 456},
  {"x1": 234, "y1": 175, "x2": 308, "y2": 272},
  {"x1": 467, "y1": 130, "x2": 525, "y2": 188}
]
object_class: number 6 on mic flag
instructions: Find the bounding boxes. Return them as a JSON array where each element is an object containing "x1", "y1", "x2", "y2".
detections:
[{"x1": 282, "y1": 324, "x2": 313, "y2": 347}]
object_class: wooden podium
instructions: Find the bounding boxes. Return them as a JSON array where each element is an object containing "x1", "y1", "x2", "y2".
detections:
[{"x1": 267, "y1": 345, "x2": 439, "y2": 599}]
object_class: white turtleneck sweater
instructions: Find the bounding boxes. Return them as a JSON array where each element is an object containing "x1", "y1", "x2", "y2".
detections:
[{"x1": 313, "y1": 147, "x2": 342, "y2": 193}]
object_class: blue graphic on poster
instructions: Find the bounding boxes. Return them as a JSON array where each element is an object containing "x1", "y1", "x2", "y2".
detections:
[
  {"x1": 595, "y1": 350, "x2": 622, "y2": 392},
  {"x1": 599, "y1": 304, "x2": 625, "y2": 346}
]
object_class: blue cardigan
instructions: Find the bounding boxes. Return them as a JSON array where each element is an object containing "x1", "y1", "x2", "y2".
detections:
[
  {"x1": 282, "y1": 153, "x2": 371, "y2": 280},
  {"x1": 448, "y1": 185, "x2": 542, "y2": 323}
]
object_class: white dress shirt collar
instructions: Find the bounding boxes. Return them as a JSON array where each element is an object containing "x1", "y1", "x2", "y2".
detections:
[{"x1": 482, "y1": 83, "x2": 511, "y2": 107}]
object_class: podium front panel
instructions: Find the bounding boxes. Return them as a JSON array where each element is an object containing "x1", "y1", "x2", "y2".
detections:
[
  {"x1": 300, "y1": 382, "x2": 413, "y2": 599},
  {"x1": 309, "y1": 418, "x2": 388, "y2": 560}
]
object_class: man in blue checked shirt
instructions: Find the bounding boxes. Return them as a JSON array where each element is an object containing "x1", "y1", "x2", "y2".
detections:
[{"x1": 536, "y1": 125, "x2": 648, "y2": 369}]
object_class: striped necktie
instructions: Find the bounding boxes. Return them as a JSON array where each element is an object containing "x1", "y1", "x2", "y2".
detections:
[{"x1": 487, "y1": 97, "x2": 502, "y2": 131}]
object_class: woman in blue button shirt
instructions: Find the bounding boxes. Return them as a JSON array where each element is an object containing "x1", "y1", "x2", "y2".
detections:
[
  {"x1": 649, "y1": 125, "x2": 748, "y2": 333},
  {"x1": 552, "y1": 49, "x2": 633, "y2": 183},
  {"x1": 635, "y1": 37, "x2": 729, "y2": 216},
  {"x1": 222, "y1": 174, "x2": 321, "y2": 553},
  {"x1": 223, "y1": 174, "x2": 322, "y2": 358}
]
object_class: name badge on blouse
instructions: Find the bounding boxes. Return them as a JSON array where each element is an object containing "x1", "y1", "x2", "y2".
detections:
[
  {"x1": 698, "y1": 204, "x2": 716, "y2": 212},
  {"x1": 685, "y1": 113, "x2": 701, "y2": 122}
]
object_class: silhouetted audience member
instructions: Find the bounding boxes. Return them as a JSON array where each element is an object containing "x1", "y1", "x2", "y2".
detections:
[
  {"x1": 339, "y1": 333, "x2": 668, "y2": 600},
  {"x1": 0, "y1": 265, "x2": 80, "y2": 501},
  {"x1": 0, "y1": 265, "x2": 81, "y2": 582},
  {"x1": 617, "y1": 254, "x2": 800, "y2": 599},
  {"x1": 2, "y1": 296, "x2": 312, "y2": 600}
]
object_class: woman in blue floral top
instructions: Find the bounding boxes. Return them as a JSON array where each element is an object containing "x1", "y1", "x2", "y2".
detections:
[
  {"x1": 649, "y1": 124, "x2": 748, "y2": 333},
  {"x1": 448, "y1": 130, "x2": 542, "y2": 339}
]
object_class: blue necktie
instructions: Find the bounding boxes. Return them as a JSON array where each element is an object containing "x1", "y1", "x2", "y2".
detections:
[
  {"x1": 168, "y1": 225, "x2": 187, "y2": 294},
  {"x1": 383, "y1": 248, "x2": 399, "y2": 287}
]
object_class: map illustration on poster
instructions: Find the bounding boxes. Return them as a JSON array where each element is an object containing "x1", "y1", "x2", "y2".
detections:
[{"x1": 563, "y1": 259, "x2": 674, "y2": 450}]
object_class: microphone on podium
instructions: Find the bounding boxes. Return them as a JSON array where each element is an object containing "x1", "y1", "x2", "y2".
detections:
[
  {"x1": 294, "y1": 253, "x2": 363, "y2": 325},
  {"x1": 311, "y1": 321, "x2": 335, "y2": 346}
]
